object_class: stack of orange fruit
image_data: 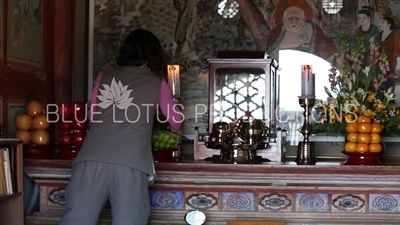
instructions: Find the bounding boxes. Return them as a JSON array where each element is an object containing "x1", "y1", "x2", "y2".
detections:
[
  {"x1": 15, "y1": 100, "x2": 50, "y2": 145},
  {"x1": 344, "y1": 115, "x2": 383, "y2": 153}
]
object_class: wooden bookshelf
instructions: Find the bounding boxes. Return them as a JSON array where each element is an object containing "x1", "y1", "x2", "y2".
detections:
[{"x1": 0, "y1": 138, "x2": 24, "y2": 225}]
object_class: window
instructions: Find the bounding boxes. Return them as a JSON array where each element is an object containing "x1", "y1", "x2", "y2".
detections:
[
  {"x1": 322, "y1": 0, "x2": 343, "y2": 14},
  {"x1": 278, "y1": 49, "x2": 333, "y2": 116},
  {"x1": 217, "y1": 0, "x2": 239, "y2": 19}
]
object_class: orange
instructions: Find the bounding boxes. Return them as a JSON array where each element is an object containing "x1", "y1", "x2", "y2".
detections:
[
  {"x1": 355, "y1": 143, "x2": 369, "y2": 153},
  {"x1": 27, "y1": 100, "x2": 44, "y2": 117},
  {"x1": 15, "y1": 130, "x2": 31, "y2": 145},
  {"x1": 357, "y1": 123, "x2": 372, "y2": 133},
  {"x1": 357, "y1": 115, "x2": 372, "y2": 123},
  {"x1": 15, "y1": 114, "x2": 32, "y2": 130},
  {"x1": 369, "y1": 143, "x2": 382, "y2": 153},
  {"x1": 357, "y1": 133, "x2": 371, "y2": 144},
  {"x1": 346, "y1": 122, "x2": 358, "y2": 133},
  {"x1": 31, "y1": 130, "x2": 50, "y2": 145},
  {"x1": 32, "y1": 114, "x2": 50, "y2": 130},
  {"x1": 344, "y1": 142, "x2": 357, "y2": 152},
  {"x1": 371, "y1": 123, "x2": 383, "y2": 133},
  {"x1": 370, "y1": 133, "x2": 382, "y2": 144},
  {"x1": 346, "y1": 132, "x2": 358, "y2": 142}
]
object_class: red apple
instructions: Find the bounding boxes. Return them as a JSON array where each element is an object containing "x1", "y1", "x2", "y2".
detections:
[
  {"x1": 58, "y1": 102, "x2": 73, "y2": 120},
  {"x1": 58, "y1": 121, "x2": 73, "y2": 132},
  {"x1": 72, "y1": 119, "x2": 88, "y2": 131},
  {"x1": 73, "y1": 132, "x2": 86, "y2": 147},
  {"x1": 73, "y1": 101, "x2": 86, "y2": 118},
  {"x1": 58, "y1": 133, "x2": 73, "y2": 146}
]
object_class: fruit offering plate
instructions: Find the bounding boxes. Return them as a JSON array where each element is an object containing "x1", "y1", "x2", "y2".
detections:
[
  {"x1": 55, "y1": 145, "x2": 80, "y2": 160},
  {"x1": 341, "y1": 150, "x2": 384, "y2": 166},
  {"x1": 152, "y1": 148, "x2": 178, "y2": 163},
  {"x1": 54, "y1": 145, "x2": 80, "y2": 151},
  {"x1": 23, "y1": 144, "x2": 50, "y2": 159}
]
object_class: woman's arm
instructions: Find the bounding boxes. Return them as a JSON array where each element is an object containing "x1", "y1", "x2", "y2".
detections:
[
  {"x1": 159, "y1": 79, "x2": 184, "y2": 132},
  {"x1": 90, "y1": 72, "x2": 103, "y2": 122}
]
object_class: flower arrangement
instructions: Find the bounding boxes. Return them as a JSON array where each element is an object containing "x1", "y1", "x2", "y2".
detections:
[{"x1": 313, "y1": 36, "x2": 400, "y2": 136}]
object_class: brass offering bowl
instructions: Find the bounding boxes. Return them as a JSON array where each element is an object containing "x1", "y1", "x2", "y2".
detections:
[
  {"x1": 209, "y1": 121, "x2": 230, "y2": 145},
  {"x1": 237, "y1": 118, "x2": 269, "y2": 149},
  {"x1": 204, "y1": 119, "x2": 271, "y2": 164}
]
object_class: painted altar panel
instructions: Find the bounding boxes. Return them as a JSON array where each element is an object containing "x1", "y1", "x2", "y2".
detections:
[
  {"x1": 24, "y1": 159, "x2": 400, "y2": 225},
  {"x1": 7, "y1": 0, "x2": 42, "y2": 67}
]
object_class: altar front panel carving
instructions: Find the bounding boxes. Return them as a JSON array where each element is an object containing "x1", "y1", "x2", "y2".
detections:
[{"x1": 24, "y1": 159, "x2": 400, "y2": 225}]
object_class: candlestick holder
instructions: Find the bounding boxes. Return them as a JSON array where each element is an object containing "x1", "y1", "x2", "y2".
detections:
[
  {"x1": 173, "y1": 96, "x2": 182, "y2": 105},
  {"x1": 295, "y1": 96, "x2": 317, "y2": 165},
  {"x1": 171, "y1": 96, "x2": 183, "y2": 161}
]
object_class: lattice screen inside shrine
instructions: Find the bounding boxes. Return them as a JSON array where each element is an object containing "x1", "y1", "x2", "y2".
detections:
[{"x1": 213, "y1": 69, "x2": 267, "y2": 123}]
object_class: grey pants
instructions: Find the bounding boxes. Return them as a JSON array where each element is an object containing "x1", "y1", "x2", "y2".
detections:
[{"x1": 59, "y1": 161, "x2": 150, "y2": 225}]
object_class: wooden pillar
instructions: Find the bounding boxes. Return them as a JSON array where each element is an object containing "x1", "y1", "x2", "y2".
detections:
[{"x1": 52, "y1": 0, "x2": 73, "y2": 105}]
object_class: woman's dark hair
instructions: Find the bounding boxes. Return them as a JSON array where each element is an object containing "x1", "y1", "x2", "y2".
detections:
[
  {"x1": 117, "y1": 29, "x2": 165, "y2": 72},
  {"x1": 383, "y1": 16, "x2": 395, "y2": 30},
  {"x1": 358, "y1": 5, "x2": 373, "y2": 17}
]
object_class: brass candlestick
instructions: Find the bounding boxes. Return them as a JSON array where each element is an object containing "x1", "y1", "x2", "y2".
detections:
[
  {"x1": 171, "y1": 96, "x2": 183, "y2": 161},
  {"x1": 295, "y1": 96, "x2": 317, "y2": 165},
  {"x1": 173, "y1": 96, "x2": 182, "y2": 105}
]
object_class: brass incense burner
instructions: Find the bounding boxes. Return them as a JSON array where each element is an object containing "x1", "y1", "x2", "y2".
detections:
[{"x1": 205, "y1": 118, "x2": 269, "y2": 164}]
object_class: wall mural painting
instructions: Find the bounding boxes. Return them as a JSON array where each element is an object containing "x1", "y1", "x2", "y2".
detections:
[
  {"x1": 266, "y1": 5, "x2": 338, "y2": 61},
  {"x1": 7, "y1": 0, "x2": 42, "y2": 64},
  {"x1": 0, "y1": 98, "x2": 3, "y2": 129},
  {"x1": 92, "y1": 0, "x2": 400, "y2": 137},
  {"x1": 0, "y1": 0, "x2": 3, "y2": 61}
]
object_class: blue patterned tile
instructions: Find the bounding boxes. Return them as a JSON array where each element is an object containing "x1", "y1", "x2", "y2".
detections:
[
  {"x1": 331, "y1": 194, "x2": 366, "y2": 213},
  {"x1": 369, "y1": 194, "x2": 400, "y2": 214},
  {"x1": 149, "y1": 190, "x2": 183, "y2": 210},
  {"x1": 221, "y1": 192, "x2": 255, "y2": 211},
  {"x1": 48, "y1": 187, "x2": 66, "y2": 206},
  {"x1": 295, "y1": 193, "x2": 329, "y2": 213},
  {"x1": 258, "y1": 192, "x2": 293, "y2": 212},
  {"x1": 185, "y1": 191, "x2": 219, "y2": 211}
]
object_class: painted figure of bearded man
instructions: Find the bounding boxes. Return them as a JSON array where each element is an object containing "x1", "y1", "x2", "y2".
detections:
[{"x1": 266, "y1": 6, "x2": 337, "y2": 61}]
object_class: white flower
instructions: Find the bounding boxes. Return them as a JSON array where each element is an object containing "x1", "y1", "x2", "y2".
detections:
[
  {"x1": 97, "y1": 78, "x2": 134, "y2": 110},
  {"x1": 387, "y1": 87, "x2": 393, "y2": 94},
  {"x1": 359, "y1": 105, "x2": 367, "y2": 113},
  {"x1": 362, "y1": 66, "x2": 370, "y2": 76},
  {"x1": 348, "y1": 81, "x2": 352, "y2": 91},
  {"x1": 352, "y1": 73, "x2": 356, "y2": 83},
  {"x1": 340, "y1": 92, "x2": 349, "y2": 98},
  {"x1": 350, "y1": 99, "x2": 360, "y2": 107},
  {"x1": 384, "y1": 92, "x2": 396, "y2": 101}
]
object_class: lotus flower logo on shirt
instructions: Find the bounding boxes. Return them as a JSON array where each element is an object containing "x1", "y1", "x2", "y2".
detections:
[{"x1": 97, "y1": 78, "x2": 134, "y2": 110}]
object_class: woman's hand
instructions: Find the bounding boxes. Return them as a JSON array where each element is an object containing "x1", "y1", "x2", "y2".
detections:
[{"x1": 174, "y1": 130, "x2": 183, "y2": 136}]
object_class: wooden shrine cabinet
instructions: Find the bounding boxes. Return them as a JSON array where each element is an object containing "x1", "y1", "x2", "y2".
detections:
[{"x1": 194, "y1": 51, "x2": 287, "y2": 163}]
